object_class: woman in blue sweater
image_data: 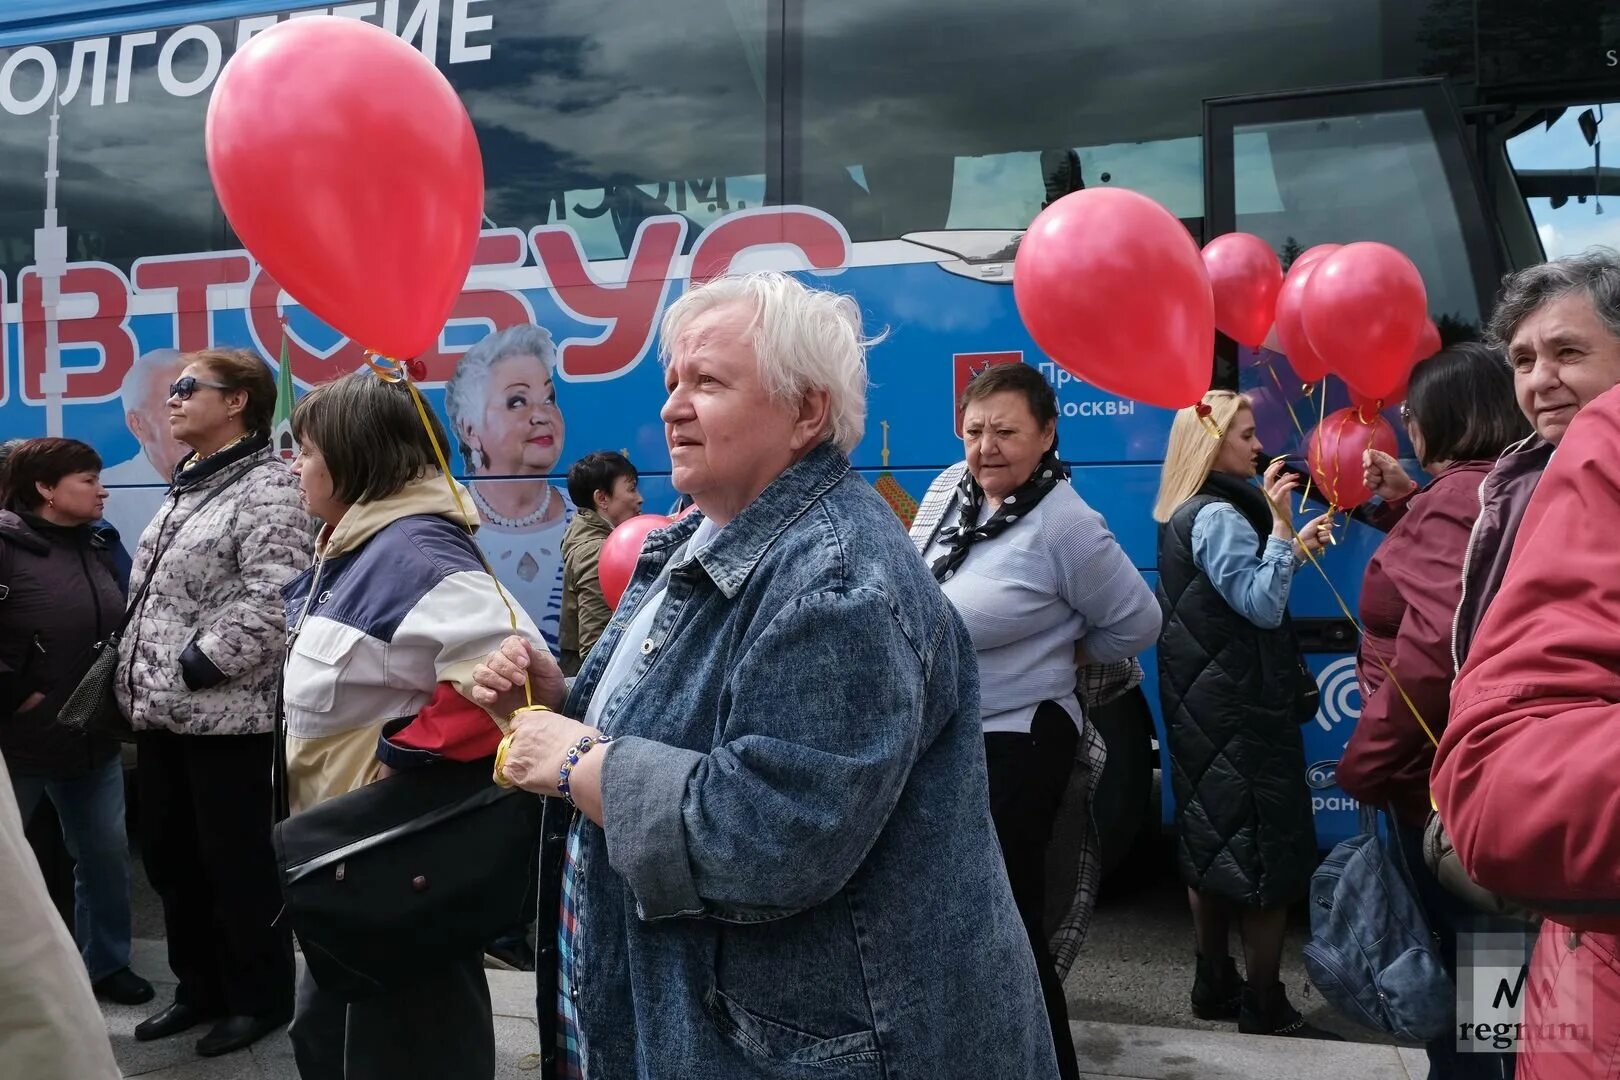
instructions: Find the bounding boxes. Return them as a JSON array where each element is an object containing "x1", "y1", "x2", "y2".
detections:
[{"x1": 912, "y1": 362, "x2": 1161, "y2": 1079}]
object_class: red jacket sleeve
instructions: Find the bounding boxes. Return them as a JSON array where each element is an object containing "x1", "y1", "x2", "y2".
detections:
[
  {"x1": 1337, "y1": 493, "x2": 1469, "y2": 824},
  {"x1": 1436, "y1": 390, "x2": 1620, "y2": 925},
  {"x1": 376, "y1": 682, "x2": 504, "y2": 769}
]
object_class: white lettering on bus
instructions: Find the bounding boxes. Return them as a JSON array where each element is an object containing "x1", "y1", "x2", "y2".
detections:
[
  {"x1": 449, "y1": 0, "x2": 494, "y2": 63},
  {"x1": 236, "y1": 15, "x2": 280, "y2": 49},
  {"x1": 157, "y1": 25, "x2": 223, "y2": 98},
  {"x1": 331, "y1": 3, "x2": 381, "y2": 21},
  {"x1": 386, "y1": 0, "x2": 441, "y2": 63},
  {"x1": 57, "y1": 37, "x2": 110, "y2": 107},
  {"x1": 113, "y1": 31, "x2": 159, "y2": 105},
  {"x1": 0, "y1": 46, "x2": 57, "y2": 115},
  {"x1": 4, "y1": 2, "x2": 496, "y2": 114}
]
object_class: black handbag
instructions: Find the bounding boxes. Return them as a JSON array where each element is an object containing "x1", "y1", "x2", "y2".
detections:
[
  {"x1": 1293, "y1": 657, "x2": 1322, "y2": 725},
  {"x1": 272, "y1": 752, "x2": 543, "y2": 1001}
]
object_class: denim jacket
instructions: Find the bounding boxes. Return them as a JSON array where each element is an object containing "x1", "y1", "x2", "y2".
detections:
[{"x1": 532, "y1": 441, "x2": 1057, "y2": 1080}]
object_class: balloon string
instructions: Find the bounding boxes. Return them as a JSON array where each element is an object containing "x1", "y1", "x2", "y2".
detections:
[
  {"x1": 1260, "y1": 487, "x2": 1439, "y2": 754},
  {"x1": 1263, "y1": 361, "x2": 1310, "y2": 446},
  {"x1": 371, "y1": 352, "x2": 534, "y2": 713}
]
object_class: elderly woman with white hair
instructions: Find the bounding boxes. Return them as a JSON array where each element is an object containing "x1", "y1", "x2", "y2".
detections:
[
  {"x1": 444, "y1": 324, "x2": 573, "y2": 648},
  {"x1": 469, "y1": 271, "x2": 1059, "y2": 1079}
]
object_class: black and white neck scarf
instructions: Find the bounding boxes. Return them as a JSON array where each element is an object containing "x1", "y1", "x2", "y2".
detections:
[{"x1": 929, "y1": 450, "x2": 1068, "y2": 582}]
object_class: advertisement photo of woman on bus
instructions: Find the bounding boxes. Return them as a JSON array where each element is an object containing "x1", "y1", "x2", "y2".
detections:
[{"x1": 444, "y1": 324, "x2": 575, "y2": 649}]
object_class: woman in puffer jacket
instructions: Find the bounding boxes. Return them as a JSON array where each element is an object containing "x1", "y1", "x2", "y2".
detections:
[
  {"x1": 0, "y1": 438, "x2": 153, "y2": 1006},
  {"x1": 281, "y1": 371, "x2": 543, "y2": 1080},
  {"x1": 115, "y1": 348, "x2": 312, "y2": 1058}
]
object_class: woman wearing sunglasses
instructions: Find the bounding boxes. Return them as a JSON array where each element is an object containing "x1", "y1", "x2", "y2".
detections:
[{"x1": 115, "y1": 348, "x2": 313, "y2": 1059}]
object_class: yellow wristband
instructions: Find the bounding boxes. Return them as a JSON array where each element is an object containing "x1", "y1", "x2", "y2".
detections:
[{"x1": 493, "y1": 731, "x2": 517, "y2": 788}]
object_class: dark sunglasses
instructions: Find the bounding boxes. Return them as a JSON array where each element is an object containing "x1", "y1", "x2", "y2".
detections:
[{"x1": 168, "y1": 375, "x2": 230, "y2": 401}]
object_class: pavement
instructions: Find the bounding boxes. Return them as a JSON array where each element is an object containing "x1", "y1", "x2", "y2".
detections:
[{"x1": 102, "y1": 937, "x2": 1434, "y2": 1080}]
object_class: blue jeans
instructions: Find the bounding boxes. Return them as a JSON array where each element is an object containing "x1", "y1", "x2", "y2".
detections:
[{"x1": 12, "y1": 756, "x2": 134, "y2": 982}]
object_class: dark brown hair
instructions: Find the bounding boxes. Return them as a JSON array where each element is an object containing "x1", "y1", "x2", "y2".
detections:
[
  {"x1": 1404, "y1": 342, "x2": 1531, "y2": 467},
  {"x1": 3, "y1": 437, "x2": 102, "y2": 511},
  {"x1": 959, "y1": 362, "x2": 1059, "y2": 429},
  {"x1": 187, "y1": 347, "x2": 277, "y2": 437},
  {"x1": 291, "y1": 371, "x2": 452, "y2": 505}
]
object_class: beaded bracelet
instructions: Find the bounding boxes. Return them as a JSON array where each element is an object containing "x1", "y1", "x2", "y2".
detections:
[{"x1": 557, "y1": 734, "x2": 613, "y2": 809}]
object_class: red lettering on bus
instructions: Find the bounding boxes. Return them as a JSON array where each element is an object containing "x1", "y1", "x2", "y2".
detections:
[
  {"x1": 247, "y1": 266, "x2": 369, "y2": 384},
  {"x1": 131, "y1": 253, "x2": 253, "y2": 352},
  {"x1": 531, "y1": 219, "x2": 687, "y2": 380},
  {"x1": 414, "y1": 288, "x2": 537, "y2": 383},
  {"x1": 19, "y1": 264, "x2": 137, "y2": 403},
  {"x1": 688, "y1": 207, "x2": 850, "y2": 284}
]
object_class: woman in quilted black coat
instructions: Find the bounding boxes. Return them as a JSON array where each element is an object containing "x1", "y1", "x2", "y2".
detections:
[{"x1": 1152, "y1": 390, "x2": 1333, "y2": 1039}]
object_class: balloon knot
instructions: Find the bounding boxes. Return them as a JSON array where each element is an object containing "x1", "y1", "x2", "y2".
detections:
[
  {"x1": 1195, "y1": 402, "x2": 1212, "y2": 419},
  {"x1": 405, "y1": 358, "x2": 427, "y2": 382}
]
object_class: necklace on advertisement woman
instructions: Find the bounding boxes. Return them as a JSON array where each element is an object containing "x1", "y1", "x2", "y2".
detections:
[{"x1": 472, "y1": 481, "x2": 554, "y2": 529}]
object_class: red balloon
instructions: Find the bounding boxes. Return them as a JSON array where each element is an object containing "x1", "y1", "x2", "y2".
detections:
[
  {"x1": 598, "y1": 514, "x2": 673, "y2": 610},
  {"x1": 1348, "y1": 375, "x2": 1409, "y2": 417},
  {"x1": 1274, "y1": 261, "x2": 1332, "y2": 384},
  {"x1": 1306, "y1": 407, "x2": 1399, "y2": 509},
  {"x1": 1302, "y1": 243, "x2": 1429, "y2": 403},
  {"x1": 1290, "y1": 244, "x2": 1341, "y2": 275},
  {"x1": 1202, "y1": 233, "x2": 1283, "y2": 348},
  {"x1": 1014, "y1": 188, "x2": 1213, "y2": 409},
  {"x1": 206, "y1": 17, "x2": 484, "y2": 360},
  {"x1": 1349, "y1": 319, "x2": 1437, "y2": 414},
  {"x1": 1414, "y1": 318, "x2": 1442, "y2": 363}
]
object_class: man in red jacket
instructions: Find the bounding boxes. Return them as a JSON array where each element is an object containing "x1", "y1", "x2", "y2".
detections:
[{"x1": 1435, "y1": 252, "x2": 1620, "y2": 1079}]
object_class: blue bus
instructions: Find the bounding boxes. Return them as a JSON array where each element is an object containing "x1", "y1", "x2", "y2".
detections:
[{"x1": 0, "y1": 0, "x2": 1614, "y2": 863}]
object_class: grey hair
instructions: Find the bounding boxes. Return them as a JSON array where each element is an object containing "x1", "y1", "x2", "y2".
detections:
[
  {"x1": 1487, "y1": 247, "x2": 1620, "y2": 350},
  {"x1": 121, "y1": 348, "x2": 186, "y2": 413},
  {"x1": 658, "y1": 272, "x2": 878, "y2": 453},
  {"x1": 443, "y1": 324, "x2": 559, "y2": 470}
]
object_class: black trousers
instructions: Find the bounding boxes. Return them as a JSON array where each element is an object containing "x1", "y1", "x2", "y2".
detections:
[
  {"x1": 985, "y1": 701, "x2": 1081, "y2": 1080},
  {"x1": 137, "y1": 730, "x2": 294, "y2": 1017}
]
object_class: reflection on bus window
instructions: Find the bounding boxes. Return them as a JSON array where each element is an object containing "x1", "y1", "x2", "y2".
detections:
[
  {"x1": 465, "y1": 0, "x2": 769, "y2": 262},
  {"x1": 1507, "y1": 102, "x2": 1620, "y2": 259},
  {"x1": 1230, "y1": 109, "x2": 1481, "y2": 330},
  {"x1": 798, "y1": 0, "x2": 1461, "y2": 241}
]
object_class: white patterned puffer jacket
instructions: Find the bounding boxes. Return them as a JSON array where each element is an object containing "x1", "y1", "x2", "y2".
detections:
[{"x1": 115, "y1": 439, "x2": 312, "y2": 735}]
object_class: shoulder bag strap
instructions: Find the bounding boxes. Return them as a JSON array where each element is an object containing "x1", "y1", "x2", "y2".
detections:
[{"x1": 115, "y1": 458, "x2": 259, "y2": 641}]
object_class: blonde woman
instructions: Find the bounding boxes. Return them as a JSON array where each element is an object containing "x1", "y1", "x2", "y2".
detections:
[{"x1": 1153, "y1": 390, "x2": 1333, "y2": 1039}]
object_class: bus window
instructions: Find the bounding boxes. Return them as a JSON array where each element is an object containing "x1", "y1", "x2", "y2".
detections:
[
  {"x1": 1506, "y1": 102, "x2": 1620, "y2": 259},
  {"x1": 0, "y1": 0, "x2": 772, "y2": 279},
  {"x1": 1209, "y1": 86, "x2": 1497, "y2": 338},
  {"x1": 459, "y1": 0, "x2": 770, "y2": 263},
  {"x1": 796, "y1": 0, "x2": 1467, "y2": 242},
  {"x1": 0, "y1": 19, "x2": 230, "y2": 281}
]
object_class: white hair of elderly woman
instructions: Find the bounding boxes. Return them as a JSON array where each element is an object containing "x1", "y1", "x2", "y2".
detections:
[
  {"x1": 443, "y1": 323, "x2": 559, "y2": 469},
  {"x1": 659, "y1": 271, "x2": 879, "y2": 453}
]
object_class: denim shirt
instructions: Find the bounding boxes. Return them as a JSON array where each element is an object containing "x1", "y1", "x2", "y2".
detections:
[
  {"x1": 531, "y1": 441, "x2": 1058, "y2": 1080},
  {"x1": 1190, "y1": 501, "x2": 1297, "y2": 630}
]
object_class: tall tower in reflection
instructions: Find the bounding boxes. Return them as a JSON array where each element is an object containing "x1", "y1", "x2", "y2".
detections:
[{"x1": 36, "y1": 97, "x2": 69, "y2": 436}]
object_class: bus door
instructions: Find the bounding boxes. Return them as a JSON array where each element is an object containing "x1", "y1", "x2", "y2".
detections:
[{"x1": 1201, "y1": 78, "x2": 1506, "y2": 847}]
